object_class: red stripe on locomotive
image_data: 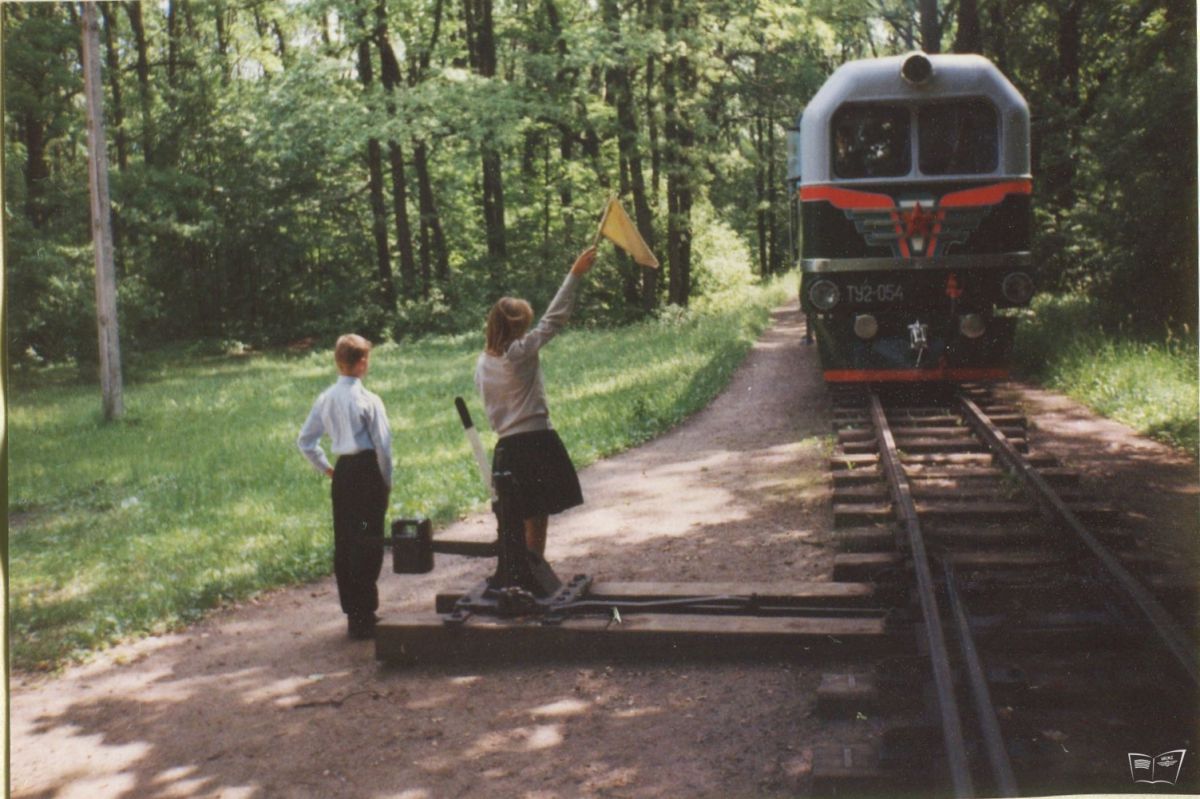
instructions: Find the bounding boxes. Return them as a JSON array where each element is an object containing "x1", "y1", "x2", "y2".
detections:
[
  {"x1": 823, "y1": 367, "x2": 1010, "y2": 383},
  {"x1": 798, "y1": 179, "x2": 1031, "y2": 210},
  {"x1": 938, "y1": 179, "x2": 1032, "y2": 208},
  {"x1": 798, "y1": 185, "x2": 895, "y2": 209}
]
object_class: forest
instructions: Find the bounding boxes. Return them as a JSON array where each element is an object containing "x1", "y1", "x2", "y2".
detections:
[{"x1": 5, "y1": 0, "x2": 1196, "y2": 368}]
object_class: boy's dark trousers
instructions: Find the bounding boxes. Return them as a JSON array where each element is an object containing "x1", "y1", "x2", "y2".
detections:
[{"x1": 331, "y1": 450, "x2": 387, "y2": 624}]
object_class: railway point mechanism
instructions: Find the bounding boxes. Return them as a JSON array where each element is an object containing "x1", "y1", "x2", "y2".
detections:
[{"x1": 374, "y1": 399, "x2": 895, "y2": 666}]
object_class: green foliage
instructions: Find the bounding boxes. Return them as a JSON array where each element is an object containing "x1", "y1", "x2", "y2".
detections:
[
  {"x1": 8, "y1": 275, "x2": 793, "y2": 670},
  {"x1": 4, "y1": 0, "x2": 831, "y2": 365},
  {"x1": 1014, "y1": 293, "x2": 1198, "y2": 453},
  {"x1": 1002, "y1": 2, "x2": 1197, "y2": 327},
  {"x1": 6, "y1": 0, "x2": 1196, "y2": 363},
  {"x1": 391, "y1": 288, "x2": 462, "y2": 341},
  {"x1": 690, "y1": 203, "x2": 756, "y2": 302}
]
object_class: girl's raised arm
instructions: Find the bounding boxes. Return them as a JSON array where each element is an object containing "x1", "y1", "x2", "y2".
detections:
[{"x1": 507, "y1": 247, "x2": 596, "y2": 359}]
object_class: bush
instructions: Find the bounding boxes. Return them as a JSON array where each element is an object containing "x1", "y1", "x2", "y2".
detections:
[
  {"x1": 690, "y1": 204, "x2": 756, "y2": 305},
  {"x1": 391, "y1": 288, "x2": 464, "y2": 341}
]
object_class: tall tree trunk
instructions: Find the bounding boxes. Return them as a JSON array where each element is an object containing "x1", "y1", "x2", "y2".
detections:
[
  {"x1": 413, "y1": 141, "x2": 449, "y2": 293},
  {"x1": 98, "y1": 3, "x2": 127, "y2": 172},
  {"x1": 1056, "y1": 0, "x2": 1081, "y2": 102},
  {"x1": 407, "y1": 0, "x2": 448, "y2": 294},
  {"x1": 214, "y1": 1, "x2": 227, "y2": 58},
  {"x1": 987, "y1": 0, "x2": 1008, "y2": 72},
  {"x1": 356, "y1": 33, "x2": 397, "y2": 312},
  {"x1": 661, "y1": 0, "x2": 693, "y2": 306},
  {"x1": 644, "y1": 0, "x2": 661, "y2": 199},
  {"x1": 766, "y1": 117, "x2": 779, "y2": 273},
  {"x1": 167, "y1": 0, "x2": 179, "y2": 86},
  {"x1": 557, "y1": 127, "x2": 575, "y2": 233},
  {"x1": 751, "y1": 49, "x2": 767, "y2": 274},
  {"x1": 617, "y1": 154, "x2": 640, "y2": 305},
  {"x1": 754, "y1": 116, "x2": 768, "y2": 275},
  {"x1": 376, "y1": 0, "x2": 418, "y2": 299},
  {"x1": 20, "y1": 110, "x2": 50, "y2": 230},
  {"x1": 125, "y1": 1, "x2": 154, "y2": 165},
  {"x1": 387, "y1": 141, "x2": 416, "y2": 298},
  {"x1": 273, "y1": 20, "x2": 288, "y2": 64},
  {"x1": 543, "y1": 0, "x2": 576, "y2": 232},
  {"x1": 480, "y1": 144, "x2": 506, "y2": 267},
  {"x1": 602, "y1": 0, "x2": 657, "y2": 310},
  {"x1": 952, "y1": 0, "x2": 981, "y2": 54},
  {"x1": 463, "y1": 0, "x2": 506, "y2": 268},
  {"x1": 1052, "y1": 0, "x2": 1081, "y2": 208},
  {"x1": 919, "y1": 0, "x2": 941, "y2": 53},
  {"x1": 541, "y1": 141, "x2": 551, "y2": 251}
]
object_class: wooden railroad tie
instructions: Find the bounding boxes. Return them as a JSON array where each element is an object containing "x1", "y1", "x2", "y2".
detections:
[{"x1": 375, "y1": 581, "x2": 904, "y2": 666}]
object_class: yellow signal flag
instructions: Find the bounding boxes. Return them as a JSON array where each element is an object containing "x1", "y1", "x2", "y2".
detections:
[{"x1": 595, "y1": 197, "x2": 659, "y2": 268}]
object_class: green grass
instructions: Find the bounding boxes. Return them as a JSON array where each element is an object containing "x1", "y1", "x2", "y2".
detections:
[
  {"x1": 9, "y1": 274, "x2": 796, "y2": 671},
  {"x1": 1013, "y1": 293, "x2": 1199, "y2": 453}
]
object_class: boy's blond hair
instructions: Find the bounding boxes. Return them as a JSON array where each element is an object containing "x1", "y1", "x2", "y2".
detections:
[
  {"x1": 334, "y1": 334, "x2": 372, "y2": 371},
  {"x1": 485, "y1": 298, "x2": 534, "y2": 356}
]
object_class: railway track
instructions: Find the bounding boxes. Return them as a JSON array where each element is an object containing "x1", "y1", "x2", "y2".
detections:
[{"x1": 809, "y1": 384, "x2": 1198, "y2": 797}]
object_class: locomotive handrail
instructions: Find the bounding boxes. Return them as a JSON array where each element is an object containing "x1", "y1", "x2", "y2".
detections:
[
  {"x1": 958, "y1": 393, "x2": 1199, "y2": 686},
  {"x1": 869, "y1": 392, "x2": 975, "y2": 798}
]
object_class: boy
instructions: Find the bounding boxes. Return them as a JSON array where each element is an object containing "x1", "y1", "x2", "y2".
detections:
[{"x1": 297, "y1": 334, "x2": 392, "y2": 639}]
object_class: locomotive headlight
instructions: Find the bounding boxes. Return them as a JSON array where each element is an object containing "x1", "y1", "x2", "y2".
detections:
[
  {"x1": 1002, "y1": 272, "x2": 1035, "y2": 304},
  {"x1": 959, "y1": 313, "x2": 986, "y2": 339},
  {"x1": 901, "y1": 53, "x2": 933, "y2": 85},
  {"x1": 809, "y1": 280, "x2": 840, "y2": 311},
  {"x1": 854, "y1": 314, "x2": 878, "y2": 339}
]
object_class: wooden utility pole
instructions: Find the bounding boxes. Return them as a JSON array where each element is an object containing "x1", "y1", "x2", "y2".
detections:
[{"x1": 81, "y1": 1, "x2": 124, "y2": 420}]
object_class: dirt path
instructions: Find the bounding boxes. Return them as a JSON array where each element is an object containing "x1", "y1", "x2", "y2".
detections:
[{"x1": 11, "y1": 303, "x2": 1197, "y2": 799}]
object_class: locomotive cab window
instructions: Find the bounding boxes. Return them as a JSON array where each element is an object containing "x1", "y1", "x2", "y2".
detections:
[
  {"x1": 832, "y1": 105, "x2": 910, "y2": 179},
  {"x1": 918, "y1": 100, "x2": 998, "y2": 175}
]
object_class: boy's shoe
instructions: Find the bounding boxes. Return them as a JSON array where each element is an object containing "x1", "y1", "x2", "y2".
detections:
[{"x1": 347, "y1": 613, "x2": 379, "y2": 640}]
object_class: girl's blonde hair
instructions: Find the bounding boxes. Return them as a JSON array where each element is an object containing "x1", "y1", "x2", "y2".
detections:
[{"x1": 485, "y1": 297, "x2": 534, "y2": 356}]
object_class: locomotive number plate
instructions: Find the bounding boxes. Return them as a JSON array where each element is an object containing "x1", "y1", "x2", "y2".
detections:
[{"x1": 846, "y1": 283, "x2": 904, "y2": 304}]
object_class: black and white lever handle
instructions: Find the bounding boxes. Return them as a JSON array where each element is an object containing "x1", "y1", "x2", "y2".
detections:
[{"x1": 455, "y1": 396, "x2": 494, "y2": 499}]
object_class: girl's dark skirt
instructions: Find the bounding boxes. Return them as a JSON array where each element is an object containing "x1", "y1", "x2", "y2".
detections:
[{"x1": 493, "y1": 428, "x2": 583, "y2": 520}]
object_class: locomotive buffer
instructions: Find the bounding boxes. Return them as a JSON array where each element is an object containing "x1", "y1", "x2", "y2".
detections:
[{"x1": 374, "y1": 399, "x2": 892, "y2": 665}]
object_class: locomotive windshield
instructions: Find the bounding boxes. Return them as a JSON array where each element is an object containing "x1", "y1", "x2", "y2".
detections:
[
  {"x1": 832, "y1": 105, "x2": 910, "y2": 178},
  {"x1": 918, "y1": 100, "x2": 998, "y2": 175},
  {"x1": 830, "y1": 99, "x2": 1000, "y2": 179}
]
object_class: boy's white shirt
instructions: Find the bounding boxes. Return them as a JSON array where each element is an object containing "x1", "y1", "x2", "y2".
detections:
[{"x1": 297, "y1": 375, "x2": 393, "y2": 487}]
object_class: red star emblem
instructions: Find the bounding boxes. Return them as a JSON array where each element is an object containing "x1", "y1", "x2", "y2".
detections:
[{"x1": 902, "y1": 202, "x2": 936, "y2": 239}]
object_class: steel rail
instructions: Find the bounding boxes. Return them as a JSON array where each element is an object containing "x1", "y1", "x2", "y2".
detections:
[
  {"x1": 957, "y1": 393, "x2": 1199, "y2": 686},
  {"x1": 941, "y1": 557, "x2": 1020, "y2": 797},
  {"x1": 869, "y1": 392, "x2": 976, "y2": 798}
]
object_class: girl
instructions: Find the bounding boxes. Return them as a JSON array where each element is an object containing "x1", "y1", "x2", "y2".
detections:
[{"x1": 475, "y1": 246, "x2": 597, "y2": 556}]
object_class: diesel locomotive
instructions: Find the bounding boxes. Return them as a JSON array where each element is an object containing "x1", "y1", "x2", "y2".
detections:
[{"x1": 789, "y1": 52, "x2": 1035, "y2": 382}]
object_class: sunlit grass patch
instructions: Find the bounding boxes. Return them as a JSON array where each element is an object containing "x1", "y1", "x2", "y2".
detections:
[
  {"x1": 1013, "y1": 293, "x2": 1198, "y2": 453},
  {"x1": 9, "y1": 273, "x2": 796, "y2": 670}
]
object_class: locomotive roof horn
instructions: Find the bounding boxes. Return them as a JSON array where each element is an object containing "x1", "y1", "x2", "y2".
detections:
[{"x1": 901, "y1": 52, "x2": 934, "y2": 84}]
